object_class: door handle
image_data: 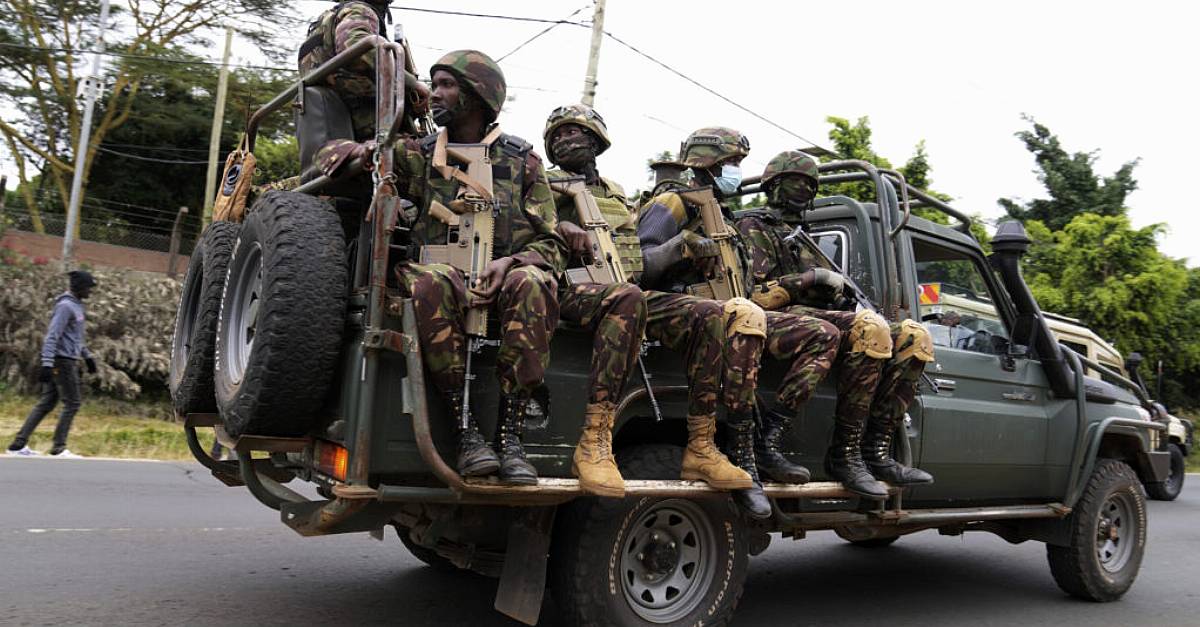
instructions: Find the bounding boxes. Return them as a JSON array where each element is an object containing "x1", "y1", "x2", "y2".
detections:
[
  {"x1": 932, "y1": 378, "x2": 956, "y2": 391},
  {"x1": 1002, "y1": 391, "x2": 1036, "y2": 402}
]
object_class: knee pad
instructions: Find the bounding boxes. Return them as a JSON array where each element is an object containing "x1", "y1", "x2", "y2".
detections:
[
  {"x1": 750, "y1": 281, "x2": 791, "y2": 311},
  {"x1": 722, "y1": 297, "x2": 767, "y2": 338},
  {"x1": 895, "y1": 319, "x2": 935, "y2": 363},
  {"x1": 850, "y1": 309, "x2": 892, "y2": 359}
]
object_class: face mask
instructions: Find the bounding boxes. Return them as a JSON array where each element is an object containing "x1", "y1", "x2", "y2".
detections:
[
  {"x1": 713, "y1": 163, "x2": 742, "y2": 195},
  {"x1": 551, "y1": 134, "x2": 597, "y2": 169},
  {"x1": 430, "y1": 104, "x2": 455, "y2": 127},
  {"x1": 770, "y1": 177, "x2": 815, "y2": 214}
]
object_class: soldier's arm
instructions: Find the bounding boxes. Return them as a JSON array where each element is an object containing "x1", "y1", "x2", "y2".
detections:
[
  {"x1": 734, "y1": 216, "x2": 783, "y2": 284},
  {"x1": 334, "y1": 2, "x2": 382, "y2": 74},
  {"x1": 509, "y1": 152, "x2": 568, "y2": 274},
  {"x1": 637, "y1": 193, "x2": 696, "y2": 288}
]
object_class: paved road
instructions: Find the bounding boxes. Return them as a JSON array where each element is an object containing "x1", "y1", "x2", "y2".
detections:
[{"x1": 1, "y1": 458, "x2": 1197, "y2": 626}]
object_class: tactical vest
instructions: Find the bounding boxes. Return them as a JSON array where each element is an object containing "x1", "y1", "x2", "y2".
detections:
[
  {"x1": 734, "y1": 208, "x2": 821, "y2": 279},
  {"x1": 547, "y1": 170, "x2": 644, "y2": 277},
  {"x1": 298, "y1": 1, "x2": 387, "y2": 100}
]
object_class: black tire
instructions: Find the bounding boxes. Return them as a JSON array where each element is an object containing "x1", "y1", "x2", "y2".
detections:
[
  {"x1": 214, "y1": 191, "x2": 347, "y2": 438},
  {"x1": 170, "y1": 221, "x2": 241, "y2": 416},
  {"x1": 1145, "y1": 443, "x2": 1185, "y2": 501},
  {"x1": 1047, "y1": 459, "x2": 1147, "y2": 602},
  {"x1": 551, "y1": 444, "x2": 748, "y2": 626},
  {"x1": 834, "y1": 528, "x2": 900, "y2": 548},
  {"x1": 396, "y1": 526, "x2": 459, "y2": 572}
]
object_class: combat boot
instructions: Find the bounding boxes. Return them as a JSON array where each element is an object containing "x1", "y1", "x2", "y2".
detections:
[
  {"x1": 824, "y1": 416, "x2": 889, "y2": 499},
  {"x1": 727, "y1": 413, "x2": 772, "y2": 519},
  {"x1": 755, "y1": 408, "x2": 811, "y2": 484},
  {"x1": 446, "y1": 392, "x2": 499, "y2": 477},
  {"x1": 494, "y1": 394, "x2": 538, "y2": 486},
  {"x1": 681, "y1": 414, "x2": 753, "y2": 490},
  {"x1": 572, "y1": 402, "x2": 625, "y2": 498},
  {"x1": 862, "y1": 412, "x2": 933, "y2": 485}
]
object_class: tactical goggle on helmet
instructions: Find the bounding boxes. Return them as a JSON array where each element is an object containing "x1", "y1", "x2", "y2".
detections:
[
  {"x1": 543, "y1": 104, "x2": 612, "y2": 157},
  {"x1": 680, "y1": 127, "x2": 750, "y2": 169}
]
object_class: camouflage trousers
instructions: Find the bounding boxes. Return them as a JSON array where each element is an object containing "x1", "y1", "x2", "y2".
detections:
[
  {"x1": 558, "y1": 282, "x2": 648, "y2": 405},
  {"x1": 762, "y1": 311, "x2": 842, "y2": 412},
  {"x1": 782, "y1": 306, "x2": 924, "y2": 427},
  {"x1": 395, "y1": 261, "x2": 558, "y2": 398},
  {"x1": 643, "y1": 291, "x2": 763, "y2": 417}
]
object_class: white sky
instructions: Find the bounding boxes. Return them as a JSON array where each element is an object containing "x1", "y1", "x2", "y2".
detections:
[{"x1": 15, "y1": 1, "x2": 1200, "y2": 265}]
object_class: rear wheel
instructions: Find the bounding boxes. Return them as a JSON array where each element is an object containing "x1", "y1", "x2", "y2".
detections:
[
  {"x1": 1047, "y1": 459, "x2": 1147, "y2": 602},
  {"x1": 170, "y1": 221, "x2": 240, "y2": 415},
  {"x1": 1145, "y1": 443, "x2": 1185, "y2": 501},
  {"x1": 551, "y1": 444, "x2": 748, "y2": 626},
  {"x1": 214, "y1": 191, "x2": 347, "y2": 437}
]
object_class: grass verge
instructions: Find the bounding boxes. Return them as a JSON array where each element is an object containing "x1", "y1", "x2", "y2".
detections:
[{"x1": 0, "y1": 390, "x2": 214, "y2": 460}]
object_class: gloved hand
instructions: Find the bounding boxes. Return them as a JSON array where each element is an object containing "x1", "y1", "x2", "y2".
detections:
[
  {"x1": 810, "y1": 268, "x2": 846, "y2": 293},
  {"x1": 780, "y1": 268, "x2": 845, "y2": 301},
  {"x1": 39, "y1": 366, "x2": 54, "y2": 383},
  {"x1": 680, "y1": 231, "x2": 720, "y2": 278},
  {"x1": 84, "y1": 357, "x2": 97, "y2": 374}
]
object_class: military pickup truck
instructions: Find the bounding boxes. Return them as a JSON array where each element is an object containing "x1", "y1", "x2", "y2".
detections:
[{"x1": 168, "y1": 37, "x2": 1170, "y2": 626}]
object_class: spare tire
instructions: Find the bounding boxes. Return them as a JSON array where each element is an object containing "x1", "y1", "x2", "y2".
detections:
[
  {"x1": 215, "y1": 191, "x2": 347, "y2": 437},
  {"x1": 170, "y1": 220, "x2": 241, "y2": 416}
]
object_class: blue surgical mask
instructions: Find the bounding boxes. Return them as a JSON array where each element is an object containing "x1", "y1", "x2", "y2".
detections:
[{"x1": 714, "y1": 164, "x2": 742, "y2": 195}]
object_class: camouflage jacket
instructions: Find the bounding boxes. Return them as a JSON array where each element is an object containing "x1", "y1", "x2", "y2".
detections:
[
  {"x1": 636, "y1": 189, "x2": 754, "y2": 295},
  {"x1": 546, "y1": 169, "x2": 644, "y2": 280},
  {"x1": 401, "y1": 127, "x2": 566, "y2": 274},
  {"x1": 734, "y1": 208, "x2": 839, "y2": 307},
  {"x1": 299, "y1": 1, "x2": 386, "y2": 145}
]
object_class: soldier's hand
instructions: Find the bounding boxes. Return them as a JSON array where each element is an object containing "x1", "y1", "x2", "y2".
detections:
[
  {"x1": 38, "y1": 366, "x2": 53, "y2": 383},
  {"x1": 680, "y1": 231, "x2": 720, "y2": 278},
  {"x1": 779, "y1": 271, "x2": 813, "y2": 298},
  {"x1": 84, "y1": 357, "x2": 97, "y2": 375},
  {"x1": 555, "y1": 221, "x2": 592, "y2": 261},
  {"x1": 409, "y1": 81, "x2": 431, "y2": 116},
  {"x1": 470, "y1": 257, "x2": 517, "y2": 305},
  {"x1": 810, "y1": 268, "x2": 845, "y2": 293}
]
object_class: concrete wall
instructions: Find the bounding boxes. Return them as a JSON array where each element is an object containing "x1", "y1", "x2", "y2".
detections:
[{"x1": 0, "y1": 230, "x2": 190, "y2": 275}]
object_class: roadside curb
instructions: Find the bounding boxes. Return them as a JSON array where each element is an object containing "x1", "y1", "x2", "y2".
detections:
[{"x1": 0, "y1": 455, "x2": 172, "y2": 463}]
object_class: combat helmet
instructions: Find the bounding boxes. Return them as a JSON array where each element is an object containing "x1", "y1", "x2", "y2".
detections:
[
  {"x1": 680, "y1": 127, "x2": 750, "y2": 169},
  {"x1": 430, "y1": 50, "x2": 506, "y2": 120},
  {"x1": 761, "y1": 150, "x2": 820, "y2": 190},
  {"x1": 543, "y1": 103, "x2": 612, "y2": 158}
]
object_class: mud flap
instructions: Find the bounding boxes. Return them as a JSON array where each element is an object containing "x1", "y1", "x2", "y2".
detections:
[{"x1": 494, "y1": 506, "x2": 556, "y2": 625}]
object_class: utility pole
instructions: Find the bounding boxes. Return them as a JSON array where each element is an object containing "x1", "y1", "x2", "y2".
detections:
[
  {"x1": 580, "y1": 0, "x2": 606, "y2": 107},
  {"x1": 62, "y1": 0, "x2": 110, "y2": 269},
  {"x1": 202, "y1": 27, "x2": 234, "y2": 226},
  {"x1": 167, "y1": 206, "x2": 189, "y2": 279}
]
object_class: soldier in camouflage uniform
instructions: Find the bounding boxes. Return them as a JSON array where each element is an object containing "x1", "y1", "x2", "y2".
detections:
[
  {"x1": 388, "y1": 51, "x2": 566, "y2": 486},
  {"x1": 639, "y1": 127, "x2": 842, "y2": 514},
  {"x1": 736, "y1": 150, "x2": 935, "y2": 496},
  {"x1": 543, "y1": 104, "x2": 757, "y2": 505}
]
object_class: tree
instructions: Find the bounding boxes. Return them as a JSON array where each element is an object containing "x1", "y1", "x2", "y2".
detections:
[
  {"x1": 998, "y1": 115, "x2": 1139, "y2": 231},
  {"x1": 0, "y1": 0, "x2": 293, "y2": 234}
]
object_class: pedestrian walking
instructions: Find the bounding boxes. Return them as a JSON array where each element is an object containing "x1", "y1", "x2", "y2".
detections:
[{"x1": 5, "y1": 270, "x2": 98, "y2": 458}]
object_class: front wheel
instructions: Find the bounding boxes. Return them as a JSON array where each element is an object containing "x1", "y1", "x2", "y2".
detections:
[
  {"x1": 550, "y1": 444, "x2": 748, "y2": 626},
  {"x1": 1145, "y1": 443, "x2": 1185, "y2": 501},
  {"x1": 1047, "y1": 459, "x2": 1147, "y2": 602}
]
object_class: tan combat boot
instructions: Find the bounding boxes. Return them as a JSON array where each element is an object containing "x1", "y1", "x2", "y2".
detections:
[
  {"x1": 572, "y1": 402, "x2": 625, "y2": 498},
  {"x1": 680, "y1": 414, "x2": 753, "y2": 489}
]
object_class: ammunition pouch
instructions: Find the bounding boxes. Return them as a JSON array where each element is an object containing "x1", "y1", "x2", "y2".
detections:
[
  {"x1": 849, "y1": 309, "x2": 893, "y2": 359},
  {"x1": 894, "y1": 319, "x2": 935, "y2": 363},
  {"x1": 723, "y1": 297, "x2": 767, "y2": 338}
]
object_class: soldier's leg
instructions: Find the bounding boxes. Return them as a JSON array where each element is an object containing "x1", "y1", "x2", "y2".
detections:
[
  {"x1": 395, "y1": 262, "x2": 498, "y2": 477},
  {"x1": 863, "y1": 320, "x2": 936, "y2": 485},
  {"x1": 643, "y1": 291, "x2": 751, "y2": 490},
  {"x1": 559, "y1": 282, "x2": 647, "y2": 497},
  {"x1": 8, "y1": 374, "x2": 60, "y2": 451},
  {"x1": 718, "y1": 298, "x2": 773, "y2": 519},
  {"x1": 492, "y1": 265, "x2": 559, "y2": 485}
]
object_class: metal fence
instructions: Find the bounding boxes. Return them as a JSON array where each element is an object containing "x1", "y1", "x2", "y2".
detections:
[{"x1": 1, "y1": 204, "x2": 201, "y2": 256}]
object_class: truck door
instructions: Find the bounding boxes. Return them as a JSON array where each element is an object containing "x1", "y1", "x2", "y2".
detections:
[{"x1": 907, "y1": 236, "x2": 1054, "y2": 502}]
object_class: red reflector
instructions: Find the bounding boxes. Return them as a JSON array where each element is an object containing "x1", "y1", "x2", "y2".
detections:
[{"x1": 317, "y1": 441, "x2": 349, "y2": 481}]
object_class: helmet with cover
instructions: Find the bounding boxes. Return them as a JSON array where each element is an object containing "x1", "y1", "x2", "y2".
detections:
[
  {"x1": 430, "y1": 50, "x2": 506, "y2": 121},
  {"x1": 543, "y1": 103, "x2": 612, "y2": 157},
  {"x1": 679, "y1": 127, "x2": 750, "y2": 169}
]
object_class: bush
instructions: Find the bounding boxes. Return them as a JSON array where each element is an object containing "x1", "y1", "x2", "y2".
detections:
[{"x1": 0, "y1": 254, "x2": 180, "y2": 400}]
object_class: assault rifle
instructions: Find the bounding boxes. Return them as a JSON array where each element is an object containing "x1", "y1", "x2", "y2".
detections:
[
  {"x1": 549, "y1": 176, "x2": 662, "y2": 422},
  {"x1": 421, "y1": 132, "x2": 498, "y2": 428},
  {"x1": 678, "y1": 186, "x2": 745, "y2": 302}
]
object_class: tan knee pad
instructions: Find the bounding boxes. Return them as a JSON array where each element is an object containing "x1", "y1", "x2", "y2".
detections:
[
  {"x1": 722, "y1": 297, "x2": 767, "y2": 338},
  {"x1": 895, "y1": 319, "x2": 935, "y2": 362},
  {"x1": 850, "y1": 309, "x2": 893, "y2": 359},
  {"x1": 750, "y1": 281, "x2": 790, "y2": 311}
]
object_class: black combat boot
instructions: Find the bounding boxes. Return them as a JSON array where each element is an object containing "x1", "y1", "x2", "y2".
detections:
[
  {"x1": 727, "y1": 413, "x2": 772, "y2": 519},
  {"x1": 862, "y1": 412, "x2": 933, "y2": 485},
  {"x1": 494, "y1": 394, "x2": 538, "y2": 486},
  {"x1": 824, "y1": 416, "x2": 890, "y2": 499},
  {"x1": 447, "y1": 392, "x2": 500, "y2": 477},
  {"x1": 755, "y1": 408, "x2": 811, "y2": 484}
]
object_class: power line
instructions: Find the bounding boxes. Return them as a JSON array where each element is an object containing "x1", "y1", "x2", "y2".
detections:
[
  {"x1": 97, "y1": 146, "x2": 214, "y2": 165},
  {"x1": 0, "y1": 42, "x2": 292, "y2": 73},
  {"x1": 392, "y1": 6, "x2": 589, "y2": 27},
  {"x1": 496, "y1": 5, "x2": 590, "y2": 63}
]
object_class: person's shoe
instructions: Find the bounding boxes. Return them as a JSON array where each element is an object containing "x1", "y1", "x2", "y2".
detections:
[
  {"x1": 572, "y1": 402, "x2": 625, "y2": 498},
  {"x1": 825, "y1": 419, "x2": 889, "y2": 499},
  {"x1": 680, "y1": 414, "x2": 752, "y2": 490},
  {"x1": 5, "y1": 446, "x2": 40, "y2": 457},
  {"x1": 48, "y1": 448, "x2": 82, "y2": 459},
  {"x1": 494, "y1": 394, "x2": 537, "y2": 486},
  {"x1": 862, "y1": 412, "x2": 934, "y2": 486},
  {"x1": 446, "y1": 392, "x2": 500, "y2": 477},
  {"x1": 755, "y1": 408, "x2": 811, "y2": 484},
  {"x1": 727, "y1": 414, "x2": 772, "y2": 520}
]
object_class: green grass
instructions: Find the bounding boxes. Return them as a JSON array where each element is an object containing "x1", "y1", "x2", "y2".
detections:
[
  {"x1": 1180, "y1": 412, "x2": 1200, "y2": 473},
  {"x1": 0, "y1": 389, "x2": 214, "y2": 460}
]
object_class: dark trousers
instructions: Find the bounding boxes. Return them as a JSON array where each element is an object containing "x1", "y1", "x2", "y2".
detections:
[{"x1": 10, "y1": 357, "x2": 82, "y2": 451}]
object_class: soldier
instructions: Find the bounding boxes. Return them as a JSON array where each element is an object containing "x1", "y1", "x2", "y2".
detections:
[
  {"x1": 388, "y1": 51, "x2": 566, "y2": 487},
  {"x1": 543, "y1": 105, "x2": 760, "y2": 510},
  {"x1": 736, "y1": 150, "x2": 935, "y2": 496},
  {"x1": 638, "y1": 127, "x2": 842, "y2": 511}
]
